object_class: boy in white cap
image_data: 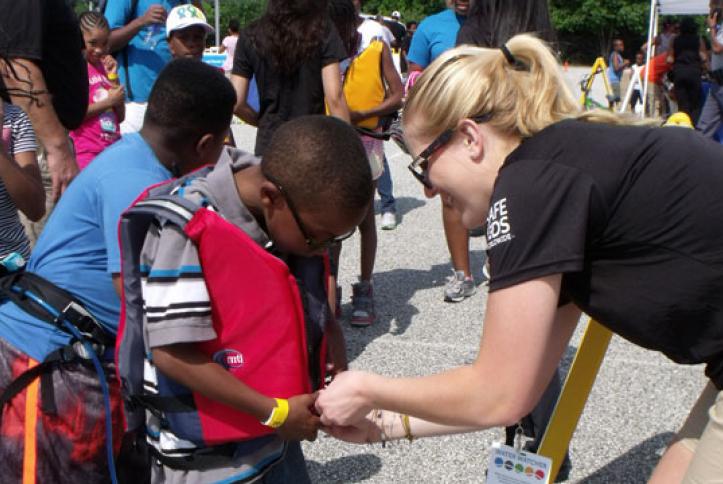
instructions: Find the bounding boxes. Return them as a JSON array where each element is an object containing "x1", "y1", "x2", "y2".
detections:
[{"x1": 166, "y1": 4, "x2": 214, "y2": 60}]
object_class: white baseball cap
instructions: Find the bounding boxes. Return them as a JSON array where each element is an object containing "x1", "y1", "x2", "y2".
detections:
[
  {"x1": 391, "y1": 10, "x2": 401, "y2": 19},
  {"x1": 166, "y1": 5, "x2": 215, "y2": 37}
]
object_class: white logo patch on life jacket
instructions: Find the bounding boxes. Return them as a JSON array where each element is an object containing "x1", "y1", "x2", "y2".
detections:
[{"x1": 213, "y1": 349, "x2": 245, "y2": 369}]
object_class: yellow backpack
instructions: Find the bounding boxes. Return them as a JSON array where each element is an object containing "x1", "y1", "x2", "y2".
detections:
[{"x1": 332, "y1": 40, "x2": 386, "y2": 129}]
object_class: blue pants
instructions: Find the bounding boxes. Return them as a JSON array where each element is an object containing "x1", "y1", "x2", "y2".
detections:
[
  {"x1": 261, "y1": 441, "x2": 310, "y2": 484},
  {"x1": 376, "y1": 156, "x2": 396, "y2": 214},
  {"x1": 697, "y1": 82, "x2": 723, "y2": 140}
]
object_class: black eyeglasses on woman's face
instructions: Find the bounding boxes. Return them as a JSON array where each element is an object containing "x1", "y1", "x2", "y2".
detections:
[
  {"x1": 265, "y1": 173, "x2": 355, "y2": 252},
  {"x1": 407, "y1": 114, "x2": 492, "y2": 190}
]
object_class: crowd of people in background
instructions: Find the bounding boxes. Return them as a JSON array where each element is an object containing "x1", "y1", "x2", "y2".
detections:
[
  {"x1": 0, "y1": 0, "x2": 722, "y2": 483},
  {"x1": 607, "y1": 4, "x2": 723, "y2": 140}
]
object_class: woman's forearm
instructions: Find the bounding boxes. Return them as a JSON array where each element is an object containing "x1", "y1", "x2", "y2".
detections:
[{"x1": 362, "y1": 364, "x2": 521, "y2": 429}]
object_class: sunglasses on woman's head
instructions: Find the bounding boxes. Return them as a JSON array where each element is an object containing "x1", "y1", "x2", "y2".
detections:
[{"x1": 407, "y1": 114, "x2": 492, "y2": 190}]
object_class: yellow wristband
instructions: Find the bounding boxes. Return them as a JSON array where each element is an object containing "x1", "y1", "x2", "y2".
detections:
[
  {"x1": 401, "y1": 413, "x2": 413, "y2": 442},
  {"x1": 107, "y1": 72, "x2": 119, "y2": 81},
  {"x1": 262, "y1": 398, "x2": 289, "y2": 429}
]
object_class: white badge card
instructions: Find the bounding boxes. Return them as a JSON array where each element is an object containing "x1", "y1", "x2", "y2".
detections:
[{"x1": 485, "y1": 442, "x2": 552, "y2": 484}]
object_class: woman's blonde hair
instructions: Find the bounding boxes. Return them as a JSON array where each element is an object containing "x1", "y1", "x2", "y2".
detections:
[{"x1": 405, "y1": 34, "x2": 580, "y2": 139}]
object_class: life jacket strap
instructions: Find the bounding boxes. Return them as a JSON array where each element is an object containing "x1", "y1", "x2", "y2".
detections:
[{"x1": 128, "y1": 393, "x2": 197, "y2": 416}]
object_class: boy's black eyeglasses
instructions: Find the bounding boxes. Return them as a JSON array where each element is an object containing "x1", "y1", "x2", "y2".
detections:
[
  {"x1": 407, "y1": 114, "x2": 492, "y2": 190},
  {"x1": 264, "y1": 173, "x2": 355, "y2": 251}
]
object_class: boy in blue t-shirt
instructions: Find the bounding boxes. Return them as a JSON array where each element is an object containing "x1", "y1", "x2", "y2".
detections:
[{"x1": 0, "y1": 59, "x2": 235, "y2": 482}]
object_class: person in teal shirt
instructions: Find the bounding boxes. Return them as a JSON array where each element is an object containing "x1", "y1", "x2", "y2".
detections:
[
  {"x1": 408, "y1": 0, "x2": 477, "y2": 307},
  {"x1": 407, "y1": 0, "x2": 469, "y2": 69},
  {"x1": 105, "y1": 0, "x2": 202, "y2": 132}
]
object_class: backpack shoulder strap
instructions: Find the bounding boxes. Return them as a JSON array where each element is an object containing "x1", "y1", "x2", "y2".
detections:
[{"x1": 125, "y1": 194, "x2": 202, "y2": 229}]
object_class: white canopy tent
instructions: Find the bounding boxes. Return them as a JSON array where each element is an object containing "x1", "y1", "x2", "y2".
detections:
[
  {"x1": 642, "y1": 0, "x2": 710, "y2": 114},
  {"x1": 657, "y1": 0, "x2": 710, "y2": 15}
]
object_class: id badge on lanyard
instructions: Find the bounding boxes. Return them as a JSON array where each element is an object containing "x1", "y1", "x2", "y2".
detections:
[{"x1": 486, "y1": 424, "x2": 553, "y2": 484}]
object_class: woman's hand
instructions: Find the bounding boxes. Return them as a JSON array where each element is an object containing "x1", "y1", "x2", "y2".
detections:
[
  {"x1": 316, "y1": 370, "x2": 375, "y2": 426},
  {"x1": 322, "y1": 411, "x2": 381, "y2": 444}
]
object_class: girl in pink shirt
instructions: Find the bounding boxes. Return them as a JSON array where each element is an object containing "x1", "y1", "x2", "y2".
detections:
[
  {"x1": 70, "y1": 12, "x2": 125, "y2": 170},
  {"x1": 219, "y1": 19, "x2": 240, "y2": 76}
]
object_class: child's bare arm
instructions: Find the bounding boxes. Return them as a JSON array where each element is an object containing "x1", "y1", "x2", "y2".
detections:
[
  {"x1": 84, "y1": 86, "x2": 126, "y2": 121},
  {"x1": 231, "y1": 74, "x2": 259, "y2": 126},
  {"x1": 0, "y1": 101, "x2": 45, "y2": 221},
  {"x1": 152, "y1": 342, "x2": 321, "y2": 441},
  {"x1": 114, "y1": 99, "x2": 126, "y2": 124},
  {"x1": 0, "y1": 150, "x2": 45, "y2": 221}
]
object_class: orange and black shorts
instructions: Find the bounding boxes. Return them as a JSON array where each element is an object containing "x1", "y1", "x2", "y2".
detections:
[{"x1": 0, "y1": 337, "x2": 123, "y2": 484}]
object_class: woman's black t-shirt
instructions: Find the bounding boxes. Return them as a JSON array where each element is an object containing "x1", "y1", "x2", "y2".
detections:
[
  {"x1": 486, "y1": 119, "x2": 723, "y2": 388},
  {"x1": 232, "y1": 24, "x2": 347, "y2": 156},
  {"x1": 0, "y1": 0, "x2": 88, "y2": 130},
  {"x1": 673, "y1": 34, "x2": 701, "y2": 70}
]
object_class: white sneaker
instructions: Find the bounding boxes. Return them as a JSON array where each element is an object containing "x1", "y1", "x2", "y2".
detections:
[{"x1": 380, "y1": 212, "x2": 397, "y2": 230}]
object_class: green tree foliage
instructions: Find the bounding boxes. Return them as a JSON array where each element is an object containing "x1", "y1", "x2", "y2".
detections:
[
  {"x1": 550, "y1": 0, "x2": 651, "y2": 61},
  {"x1": 359, "y1": 0, "x2": 446, "y2": 22},
  {"x1": 201, "y1": 0, "x2": 266, "y2": 32}
]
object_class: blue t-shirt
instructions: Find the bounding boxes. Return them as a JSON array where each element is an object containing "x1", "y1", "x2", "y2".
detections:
[
  {"x1": 407, "y1": 9, "x2": 466, "y2": 69},
  {"x1": 0, "y1": 133, "x2": 172, "y2": 361},
  {"x1": 608, "y1": 51, "x2": 624, "y2": 83},
  {"x1": 105, "y1": 0, "x2": 188, "y2": 102}
]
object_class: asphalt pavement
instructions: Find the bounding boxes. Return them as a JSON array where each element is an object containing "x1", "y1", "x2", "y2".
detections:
[{"x1": 230, "y1": 66, "x2": 708, "y2": 483}]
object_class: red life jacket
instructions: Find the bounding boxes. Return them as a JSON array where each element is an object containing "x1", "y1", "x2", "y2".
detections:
[{"x1": 116, "y1": 170, "x2": 328, "y2": 447}]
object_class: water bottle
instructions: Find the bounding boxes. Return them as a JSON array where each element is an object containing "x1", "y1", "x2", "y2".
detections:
[{"x1": 143, "y1": 23, "x2": 162, "y2": 50}]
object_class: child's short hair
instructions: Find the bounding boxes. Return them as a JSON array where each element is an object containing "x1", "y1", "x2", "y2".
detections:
[
  {"x1": 78, "y1": 11, "x2": 110, "y2": 33},
  {"x1": 262, "y1": 116, "x2": 373, "y2": 216},
  {"x1": 145, "y1": 59, "x2": 236, "y2": 143}
]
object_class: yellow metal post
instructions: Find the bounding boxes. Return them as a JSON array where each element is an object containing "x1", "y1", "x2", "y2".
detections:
[
  {"x1": 537, "y1": 319, "x2": 613, "y2": 481},
  {"x1": 579, "y1": 57, "x2": 614, "y2": 108}
]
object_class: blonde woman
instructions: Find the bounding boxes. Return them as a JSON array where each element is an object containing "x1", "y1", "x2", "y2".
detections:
[{"x1": 317, "y1": 34, "x2": 723, "y2": 483}]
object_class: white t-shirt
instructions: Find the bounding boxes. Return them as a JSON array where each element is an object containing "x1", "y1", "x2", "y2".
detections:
[
  {"x1": 631, "y1": 65, "x2": 643, "y2": 92},
  {"x1": 222, "y1": 35, "x2": 238, "y2": 72},
  {"x1": 358, "y1": 18, "x2": 392, "y2": 51}
]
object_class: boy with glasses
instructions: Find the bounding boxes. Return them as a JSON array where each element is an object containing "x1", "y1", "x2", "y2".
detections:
[{"x1": 125, "y1": 115, "x2": 372, "y2": 482}]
